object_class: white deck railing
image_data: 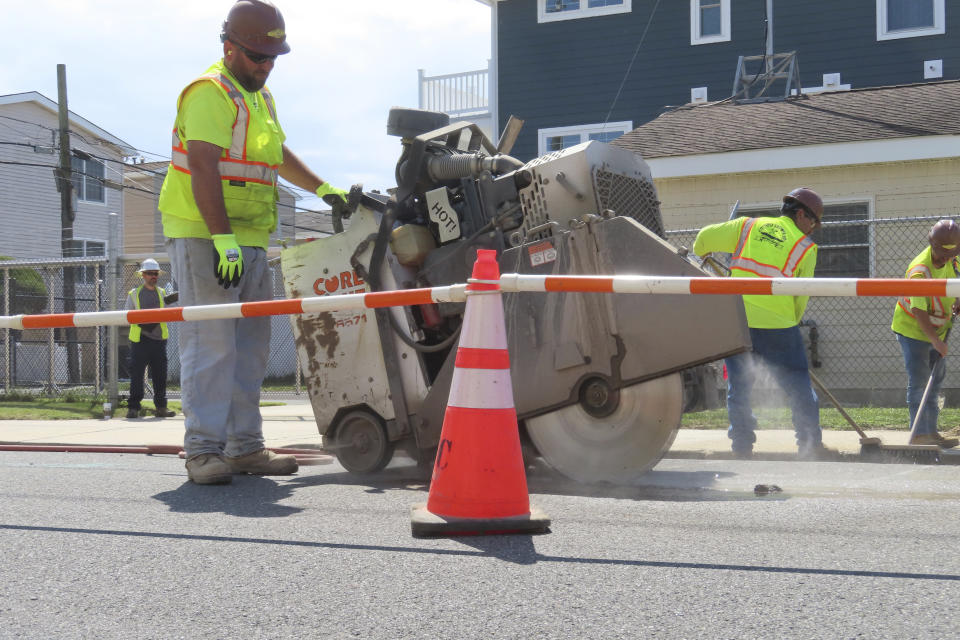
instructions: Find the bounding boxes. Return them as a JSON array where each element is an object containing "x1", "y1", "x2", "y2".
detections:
[{"x1": 418, "y1": 67, "x2": 489, "y2": 117}]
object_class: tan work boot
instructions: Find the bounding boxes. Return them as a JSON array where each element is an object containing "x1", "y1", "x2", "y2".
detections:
[
  {"x1": 941, "y1": 425, "x2": 960, "y2": 439},
  {"x1": 155, "y1": 407, "x2": 176, "y2": 418},
  {"x1": 909, "y1": 433, "x2": 959, "y2": 448},
  {"x1": 186, "y1": 454, "x2": 233, "y2": 485},
  {"x1": 797, "y1": 442, "x2": 838, "y2": 461},
  {"x1": 934, "y1": 432, "x2": 960, "y2": 449},
  {"x1": 226, "y1": 449, "x2": 298, "y2": 476}
]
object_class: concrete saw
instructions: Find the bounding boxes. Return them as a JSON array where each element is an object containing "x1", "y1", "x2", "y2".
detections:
[{"x1": 281, "y1": 108, "x2": 750, "y2": 483}]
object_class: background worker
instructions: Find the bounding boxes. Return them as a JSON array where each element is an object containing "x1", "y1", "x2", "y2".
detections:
[
  {"x1": 693, "y1": 188, "x2": 833, "y2": 460},
  {"x1": 158, "y1": 0, "x2": 349, "y2": 484},
  {"x1": 124, "y1": 259, "x2": 176, "y2": 419},
  {"x1": 891, "y1": 219, "x2": 960, "y2": 449}
]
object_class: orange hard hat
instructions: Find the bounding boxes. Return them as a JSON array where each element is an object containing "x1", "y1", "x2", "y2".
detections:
[
  {"x1": 221, "y1": 0, "x2": 290, "y2": 56},
  {"x1": 782, "y1": 187, "x2": 824, "y2": 222}
]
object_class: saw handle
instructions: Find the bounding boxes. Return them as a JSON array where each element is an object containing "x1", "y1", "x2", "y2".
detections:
[{"x1": 326, "y1": 183, "x2": 364, "y2": 233}]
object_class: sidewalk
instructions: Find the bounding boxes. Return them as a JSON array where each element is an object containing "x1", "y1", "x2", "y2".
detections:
[
  {"x1": 0, "y1": 402, "x2": 323, "y2": 451},
  {"x1": 0, "y1": 400, "x2": 918, "y2": 460}
]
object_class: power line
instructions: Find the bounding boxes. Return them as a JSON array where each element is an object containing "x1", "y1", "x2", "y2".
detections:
[
  {"x1": 603, "y1": 0, "x2": 663, "y2": 127},
  {"x1": 0, "y1": 114, "x2": 341, "y2": 205},
  {"x1": 0, "y1": 157, "x2": 335, "y2": 216}
]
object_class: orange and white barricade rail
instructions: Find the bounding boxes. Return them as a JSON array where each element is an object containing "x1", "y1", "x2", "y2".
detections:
[
  {"x1": 2, "y1": 275, "x2": 959, "y2": 330},
  {"x1": 0, "y1": 284, "x2": 467, "y2": 331},
  {"x1": 499, "y1": 274, "x2": 960, "y2": 298}
]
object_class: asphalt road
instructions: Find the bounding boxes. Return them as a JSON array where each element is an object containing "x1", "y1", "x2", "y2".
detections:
[{"x1": 1, "y1": 452, "x2": 958, "y2": 639}]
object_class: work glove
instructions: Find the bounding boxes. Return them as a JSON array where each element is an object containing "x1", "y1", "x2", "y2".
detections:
[
  {"x1": 211, "y1": 233, "x2": 243, "y2": 289},
  {"x1": 316, "y1": 182, "x2": 349, "y2": 207}
]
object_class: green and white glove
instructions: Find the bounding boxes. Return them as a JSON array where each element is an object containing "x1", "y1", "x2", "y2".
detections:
[
  {"x1": 316, "y1": 182, "x2": 348, "y2": 206},
  {"x1": 211, "y1": 233, "x2": 243, "y2": 289}
]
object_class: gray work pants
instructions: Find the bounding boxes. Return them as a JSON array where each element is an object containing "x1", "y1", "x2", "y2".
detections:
[{"x1": 167, "y1": 238, "x2": 271, "y2": 458}]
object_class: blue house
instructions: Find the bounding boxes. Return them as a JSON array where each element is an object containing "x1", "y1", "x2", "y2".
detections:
[{"x1": 475, "y1": 0, "x2": 959, "y2": 161}]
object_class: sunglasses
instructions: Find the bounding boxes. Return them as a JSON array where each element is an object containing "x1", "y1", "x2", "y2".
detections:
[
  {"x1": 233, "y1": 42, "x2": 277, "y2": 65},
  {"x1": 142, "y1": 271, "x2": 160, "y2": 276}
]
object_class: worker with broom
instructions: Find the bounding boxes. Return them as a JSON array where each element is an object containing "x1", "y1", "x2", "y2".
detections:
[
  {"x1": 693, "y1": 187, "x2": 834, "y2": 460},
  {"x1": 892, "y1": 219, "x2": 960, "y2": 448}
]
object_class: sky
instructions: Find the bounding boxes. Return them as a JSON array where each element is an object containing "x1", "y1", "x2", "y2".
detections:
[{"x1": 1, "y1": 0, "x2": 492, "y2": 211}]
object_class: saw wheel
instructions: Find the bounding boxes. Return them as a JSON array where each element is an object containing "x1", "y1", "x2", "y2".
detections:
[{"x1": 524, "y1": 373, "x2": 683, "y2": 484}]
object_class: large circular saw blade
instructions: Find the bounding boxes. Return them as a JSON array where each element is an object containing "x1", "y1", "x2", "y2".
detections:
[{"x1": 525, "y1": 373, "x2": 683, "y2": 484}]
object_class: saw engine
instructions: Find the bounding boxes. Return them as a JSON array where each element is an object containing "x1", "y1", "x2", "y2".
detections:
[{"x1": 281, "y1": 108, "x2": 749, "y2": 483}]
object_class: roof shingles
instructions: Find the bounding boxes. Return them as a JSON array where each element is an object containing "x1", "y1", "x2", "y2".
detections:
[{"x1": 614, "y1": 80, "x2": 960, "y2": 158}]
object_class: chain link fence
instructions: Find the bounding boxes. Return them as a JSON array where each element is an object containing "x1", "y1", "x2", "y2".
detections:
[
  {"x1": 0, "y1": 213, "x2": 953, "y2": 408},
  {"x1": 1, "y1": 258, "x2": 108, "y2": 395},
  {"x1": 0, "y1": 254, "x2": 303, "y2": 402}
]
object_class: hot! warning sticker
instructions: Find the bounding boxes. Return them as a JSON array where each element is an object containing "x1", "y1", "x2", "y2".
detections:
[{"x1": 527, "y1": 241, "x2": 557, "y2": 268}]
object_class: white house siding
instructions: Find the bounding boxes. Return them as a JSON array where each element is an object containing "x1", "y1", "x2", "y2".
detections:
[{"x1": 0, "y1": 100, "x2": 125, "y2": 260}]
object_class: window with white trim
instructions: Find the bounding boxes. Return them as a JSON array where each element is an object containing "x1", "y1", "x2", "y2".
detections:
[
  {"x1": 64, "y1": 239, "x2": 106, "y2": 284},
  {"x1": 877, "y1": 0, "x2": 945, "y2": 40},
  {"x1": 538, "y1": 121, "x2": 633, "y2": 156},
  {"x1": 690, "y1": 0, "x2": 731, "y2": 45},
  {"x1": 538, "y1": 0, "x2": 631, "y2": 23},
  {"x1": 740, "y1": 202, "x2": 872, "y2": 278},
  {"x1": 70, "y1": 157, "x2": 105, "y2": 203}
]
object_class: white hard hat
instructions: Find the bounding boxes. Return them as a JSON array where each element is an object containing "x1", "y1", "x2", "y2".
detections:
[{"x1": 137, "y1": 258, "x2": 162, "y2": 273}]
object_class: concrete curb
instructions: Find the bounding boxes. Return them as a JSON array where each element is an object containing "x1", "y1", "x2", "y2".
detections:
[{"x1": 2, "y1": 409, "x2": 959, "y2": 464}]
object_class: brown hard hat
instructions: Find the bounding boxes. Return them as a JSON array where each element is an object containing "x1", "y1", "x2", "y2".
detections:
[
  {"x1": 221, "y1": 0, "x2": 291, "y2": 56},
  {"x1": 929, "y1": 219, "x2": 960, "y2": 255},
  {"x1": 783, "y1": 187, "x2": 824, "y2": 222}
]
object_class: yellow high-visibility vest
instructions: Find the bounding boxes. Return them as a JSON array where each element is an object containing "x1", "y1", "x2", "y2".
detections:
[
  {"x1": 128, "y1": 285, "x2": 168, "y2": 342},
  {"x1": 694, "y1": 215, "x2": 817, "y2": 328},
  {"x1": 158, "y1": 60, "x2": 283, "y2": 249},
  {"x1": 891, "y1": 247, "x2": 958, "y2": 342}
]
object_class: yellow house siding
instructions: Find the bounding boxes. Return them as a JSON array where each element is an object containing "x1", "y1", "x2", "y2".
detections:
[
  {"x1": 657, "y1": 158, "x2": 960, "y2": 232},
  {"x1": 655, "y1": 157, "x2": 960, "y2": 402},
  {"x1": 123, "y1": 178, "x2": 159, "y2": 254}
]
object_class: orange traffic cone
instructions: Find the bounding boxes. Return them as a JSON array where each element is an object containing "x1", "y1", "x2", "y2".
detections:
[{"x1": 411, "y1": 249, "x2": 550, "y2": 537}]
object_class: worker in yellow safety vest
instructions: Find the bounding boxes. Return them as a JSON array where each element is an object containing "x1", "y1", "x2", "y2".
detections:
[
  {"x1": 693, "y1": 187, "x2": 835, "y2": 460},
  {"x1": 158, "y1": 0, "x2": 349, "y2": 485},
  {"x1": 124, "y1": 258, "x2": 176, "y2": 419},
  {"x1": 891, "y1": 219, "x2": 960, "y2": 448}
]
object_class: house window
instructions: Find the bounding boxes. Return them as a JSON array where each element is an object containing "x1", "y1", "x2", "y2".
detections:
[
  {"x1": 538, "y1": 0, "x2": 631, "y2": 23},
  {"x1": 741, "y1": 202, "x2": 871, "y2": 278},
  {"x1": 691, "y1": 0, "x2": 731, "y2": 45},
  {"x1": 877, "y1": 0, "x2": 945, "y2": 40},
  {"x1": 64, "y1": 239, "x2": 106, "y2": 284},
  {"x1": 538, "y1": 121, "x2": 633, "y2": 156},
  {"x1": 70, "y1": 157, "x2": 105, "y2": 203}
]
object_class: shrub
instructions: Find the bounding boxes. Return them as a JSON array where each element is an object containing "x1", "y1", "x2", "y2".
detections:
[{"x1": 0, "y1": 256, "x2": 48, "y2": 315}]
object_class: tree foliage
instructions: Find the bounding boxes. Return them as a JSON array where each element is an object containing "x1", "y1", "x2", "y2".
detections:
[{"x1": 0, "y1": 256, "x2": 48, "y2": 315}]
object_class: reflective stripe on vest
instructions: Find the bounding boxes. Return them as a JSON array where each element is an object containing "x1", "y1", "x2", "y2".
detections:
[
  {"x1": 169, "y1": 73, "x2": 279, "y2": 187},
  {"x1": 730, "y1": 218, "x2": 816, "y2": 278},
  {"x1": 128, "y1": 285, "x2": 168, "y2": 342},
  {"x1": 897, "y1": 264, "x2": 948, "y2": 326}
]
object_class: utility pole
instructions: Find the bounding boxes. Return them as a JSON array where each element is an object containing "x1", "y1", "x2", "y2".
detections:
[
  {"x1": 765, "y1": 0, "x2": 774, "y2": 72},
  {"x1": 56, "y1": 64, "x2": 80, "y2": 384}
]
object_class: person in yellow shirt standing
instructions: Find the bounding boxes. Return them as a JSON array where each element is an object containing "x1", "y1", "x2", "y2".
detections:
[
  {"x1": 693, "y1": 188, "x2": 832, "y2": 460},
  {"x1": 891, "y1": 220, "x2": 960, "y2": 449},
  {"x1": 158, "y1": 0, "x2": 349, "y2": 484}
]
